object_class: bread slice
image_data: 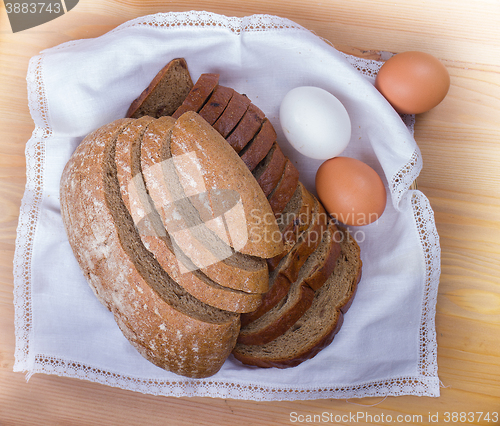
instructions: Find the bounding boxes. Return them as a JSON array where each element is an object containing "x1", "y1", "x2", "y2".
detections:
[
  {"x1": 212, "y1": 92, "x2": 251, "y2": 138},
  {"x1": 240, "y1": 118, "x2": 277, "y2": 171},
  {"x1": 126, "y1": 58, "x2": 193, "y2": 119},
  {"x1": 226, "y1": 103, "x2": 266, "y2": 153},
  {"x1": 252, "y1": 142, "x2": 287, "y2": 197},
  {"x1": 60, "y1": 118, "x2": 240, "y2": 378},
  {"x1": 232, "y1": 226, "x2": 362, "y2": 368},
  {"x1": 115, "y1": 116, "x2": 263, "y2": 313},
  {"x1": 267, "y1": 158, "x2": 300, "y2": 215},
  {"x1": 267, "y1": 182, "x2": 315, "y2": 270},
  {"x1": 140, "y1": 115, "x2": 271, "y2": 295},
  {"x1": 170, "y1": 111, "x2": 284, "y2": 259},
  {"x1": 141, "y1": 116, "x2": 269, "y2": 294},
  {"x1": 240, "y1": 197, "x2": 328, "y2": 326},
  {"x1": 237, "y1": 220, "x2": 341, "y2": 345},
  {"x1": 198, "y1": 85, "x2": 234, "y2": 125},
  {"x1": 172, "y1": 73, "x2": 219, "y2": 119}
]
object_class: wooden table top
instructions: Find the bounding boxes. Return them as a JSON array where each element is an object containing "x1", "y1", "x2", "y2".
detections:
[{"x1": 1, "y1": 1, "x2": 499, "y2": 425}]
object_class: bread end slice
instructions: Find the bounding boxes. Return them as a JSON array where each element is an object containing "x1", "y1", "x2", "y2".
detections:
[{"x1": 126, "y1": 58, "x2": 193, "y2": 119}]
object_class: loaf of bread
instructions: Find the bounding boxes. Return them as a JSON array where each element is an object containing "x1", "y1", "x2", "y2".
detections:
[
  {"x1": 60, "y1": 118, "x2": 243, "y2": 378},
  {"x1": 120, "y1": 58, "x2": 364, "y2": 371},
  {"x1": 115, "y1": 116, "x2": 264, "y2": 313},
  {"x1": 61, "y1": 107, "x2": 290, "y2": 377},
  {"x1": 170, "y1": 111, "x2": 284, "y2": 259}
]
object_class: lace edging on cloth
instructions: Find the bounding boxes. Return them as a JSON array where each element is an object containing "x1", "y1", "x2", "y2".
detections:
[
  {"x1": 13, "y1": 54, "x2": 49, "y2": 372},
  {"x1": 13, "y1": 11, "x2": 440, "y2": 400}
]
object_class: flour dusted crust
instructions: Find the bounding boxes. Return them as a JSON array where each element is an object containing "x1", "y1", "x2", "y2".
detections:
[
  {"x1": 140, "y1": 117, "x2": 271, "y2": 295},
  {"x1": 170, "y1": 111, "x2": 284, "y2": 259},
  {"x1": 60, "y1": 118, "x2": 240, "y2": 378},
  {"x1": 114, "y1": 116, "x2": 263, "y2": 313}
]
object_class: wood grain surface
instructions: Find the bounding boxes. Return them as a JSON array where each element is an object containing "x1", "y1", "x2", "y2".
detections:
[{"x1": 1, "y1": 1, "x2": 499, "y2": 425}]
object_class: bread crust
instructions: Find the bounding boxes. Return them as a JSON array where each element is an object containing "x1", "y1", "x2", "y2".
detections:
[
  {"x1": 126, "y1": 58, "x2": 193, "y2": 119},
  {"x1": 60, "y1": 118, "x2": 240, "y2": 378},
  {"x1": 172, "y1": 73, "x2": 219, "y2": 119},
  {"x1": 232, "y1": 226, "x2": 362, "y2": 368},
  {"x1": 240, "y1": 118, "x2": 277, "y2": 171},
  {"x1": 199, "y1": 85, "x2": 234, "y2": 125},
  {"x1": 268, "y1": 159, "x2": 300, "y2": 215},
  {"x1": 253, "y1": 142, "x2": 287, "y2": 197},
  {"x1": 237, "y1": 285, "x2": 315, "y2": 345},
  {"x1": 170, "y1": 111, "x2": 284, "y2": 259},
  {"x1": 226, "y1": 103, "x2": 266, "y2": 153},
  {"x1": 212, "y1": 92, "x2": 251, "y2": 137}
]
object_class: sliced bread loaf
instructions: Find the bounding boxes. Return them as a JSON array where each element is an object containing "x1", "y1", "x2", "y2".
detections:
[
  {"x1": 126, "y1": 58, "x2": 193, "y2": 119},
  {"x1": 232, "y1": 226, "x2": 362, "y2": 368},
  {"x1": 267, "y1": 158, "x2": 300, "y2": 216},
  {"x1": 240, "y1": 118, "x2": 277, "y2": 172},
  {"x1": 212, "y1": 91, "x2": 251, "y2": 138},
  {"x1": 252, "y1": 142, "x2": 287, "y2": 197},
  {"x1": 226, "y1": 103, "x2": 266, "y2": 153},
  {"x1": 140, "y1": 115, "x2": 271, "y2": 295},
  {"x1": 240, "y1": 197, "x2": 328, "y2": 326},
  {"x1": 115, "y1": 116, "x2": 263, "y2": 313},
  {"x1": 172, "y1": 73, "x2": 219, "y2": 119},
  {"x1": 170, "y1": 111, "x2": 284, "y2": 259},
  {"x1": 267, "y1": 182, "x2": 316, "y2": 270},
  {"x1": 60, "y1": 118, "x2": 240, "y2": 378},
  {"x1": 198, "y1": 85, "x2": 234, "y2": 125},
  {"x1": 237, "y1": 219, "x2": 341, "y2": 345}
]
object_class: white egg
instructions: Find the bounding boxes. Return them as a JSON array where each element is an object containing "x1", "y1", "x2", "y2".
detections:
[{"x1": 279, "y1": 86, "x2": 352, "y2": 160}]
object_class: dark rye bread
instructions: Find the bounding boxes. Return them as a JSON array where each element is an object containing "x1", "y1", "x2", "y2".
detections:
[
  {"x1": 240, "y1": 118, "x2": 277, "y2": 171},
  {"x1": 252, "y1": 142, "x2": 287, "y2": 197},
  {"x1": 237, "y1": 220, "x2": 341, "y2": 345},
  {"x1": 172, "y1": 73, "x2": 219, "y2": 119},
  {"x1": 141, "y1": 116, "x2": 271, "y2": 295},
  {"x1": 226, "y1": 103, "x2": 266, "y2": 153},
  {"x1": 267, "y1": 158, "x2": 300, "y2": 216},
  {"x1": 115, "y1": 116, "x2": 263, "y2": 313},
  {"x1": 213, "y1": 91, "x2": 251, "y2": 137},
  {"x1": 126, "y1": 58, "x2": 193, "y2": 119},
  {"x1": 198, "y1": 85, "x2": 234, "y2": 125},
  {"x1": 232, "y1": 226, "x2": 362, "y2": 368},
  {"x1": 267, "y1": 182, "x2": 315, "y2": 270},
  {"x1": 240, "y1": 197, "x2": 328, "y2": 327},
  {"x1": 60, "y1": 118, "x2": 240, "y2": 378}
]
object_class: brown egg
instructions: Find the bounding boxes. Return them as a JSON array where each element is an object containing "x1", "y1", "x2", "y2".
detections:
[
  {"x1": 315, "y1": 157, "x2": 386, "y2": 226},
  {"x1": 375, "y1": 51, "x2": 450, "y2": 115}
]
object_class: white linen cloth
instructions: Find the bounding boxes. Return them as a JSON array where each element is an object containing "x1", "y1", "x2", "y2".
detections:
[{"x1": 13, "y1": 11, "x2": 441, "y2": 400}]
